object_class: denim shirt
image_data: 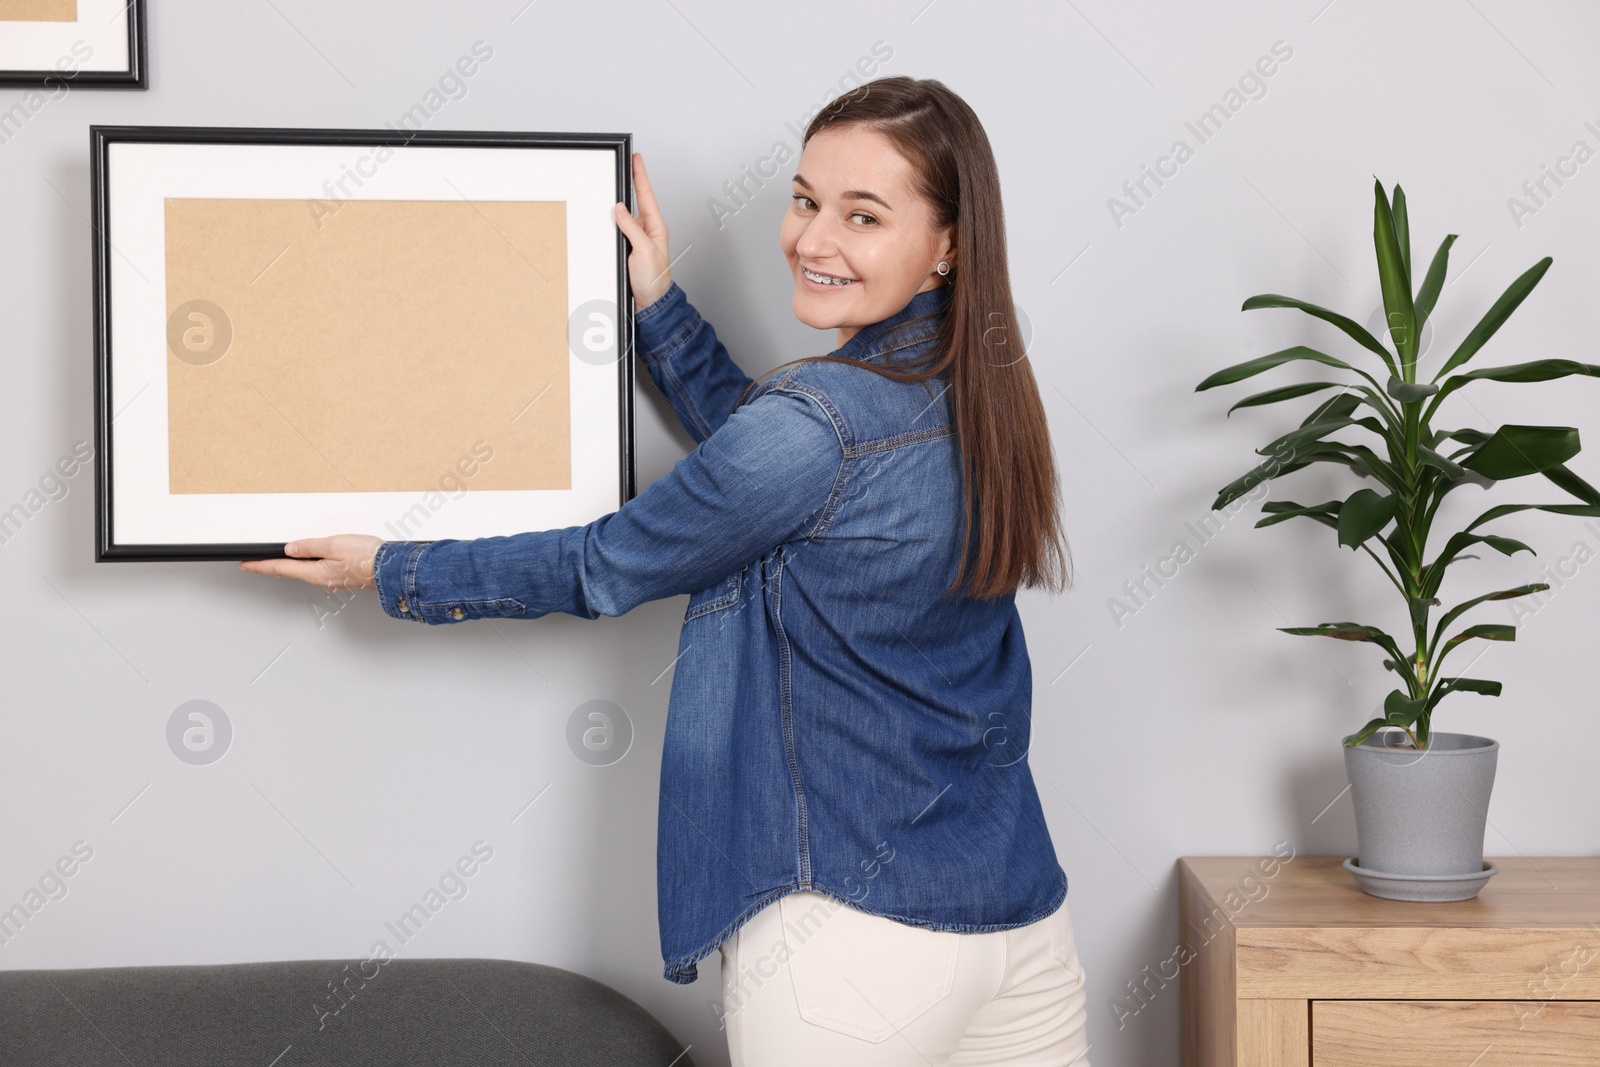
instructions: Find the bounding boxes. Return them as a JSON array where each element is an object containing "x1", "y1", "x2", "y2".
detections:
[{"x1": 371, "y1": 280, "x2": 1068, "y2": 984}]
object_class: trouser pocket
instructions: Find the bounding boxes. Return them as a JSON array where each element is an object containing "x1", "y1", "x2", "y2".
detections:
[
  {"x1": 780, "y1": 891, "x2": 959, "y2": 1042},
  {"x1": 1047, "y1": 898, "x2": 1087, "y2": 982}
]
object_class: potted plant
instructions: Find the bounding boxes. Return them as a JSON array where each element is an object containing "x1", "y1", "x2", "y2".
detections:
[{"x1": 1196, "y1": 178, "x2": 1600, "y2": 901}]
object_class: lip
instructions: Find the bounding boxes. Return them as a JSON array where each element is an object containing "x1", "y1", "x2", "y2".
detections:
[{"x1": 799, "y1": 265, "x2": 859, "y2": 292}]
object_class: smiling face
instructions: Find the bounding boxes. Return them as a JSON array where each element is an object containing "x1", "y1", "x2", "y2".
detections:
[{"x1": 780, "y1": 124, "x2": 955, "y2": 347}]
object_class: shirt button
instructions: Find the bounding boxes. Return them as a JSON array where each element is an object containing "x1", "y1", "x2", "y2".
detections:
[
  {"x1": 397, "y1": 596, "x2": 409, "y2": 613},
  {"x1": 449, "y1": 606, "x2": 465, "y2": 620}
]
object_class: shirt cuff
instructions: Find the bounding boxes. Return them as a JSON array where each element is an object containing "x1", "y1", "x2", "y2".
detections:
[
  {"x1": 635, "y1": 279, "x2": 682, "y2": 322},
  {"x1": 372, "y1": 540, "x2": 430, "y2": 624},
  {"x1": 372, "y1": 539, "x2": 535, "y2": 625},
  {"x1": 634, "y1": 280, "x2": 701, "y2": 367}
]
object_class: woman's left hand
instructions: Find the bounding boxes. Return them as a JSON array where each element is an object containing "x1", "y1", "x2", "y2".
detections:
[{"x1": 238, "y1": 534, "x2": 382, "y2": 593}]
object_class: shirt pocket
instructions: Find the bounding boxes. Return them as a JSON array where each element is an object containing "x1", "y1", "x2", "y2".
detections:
[
  {"x1": 683, "y1": 564, "x2": 745, "y2": 620},
  {"x1": 780, "y1": 891, "x2": 958, "y2": 1042}
]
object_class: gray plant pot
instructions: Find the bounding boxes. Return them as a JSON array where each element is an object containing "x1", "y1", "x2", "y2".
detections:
[{"x1": 1341, "y1": 730, "x2": 1499, "y2": 900}]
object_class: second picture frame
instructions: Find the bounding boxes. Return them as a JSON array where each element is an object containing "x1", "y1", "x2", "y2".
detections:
[{"x1": 0, "y1": 0, "x2": 147, "y2": 88}]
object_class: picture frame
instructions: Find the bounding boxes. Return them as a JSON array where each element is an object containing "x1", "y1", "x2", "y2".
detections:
[
  {"x1": 91, "y1": 124, "x2": 637, "y2": 562},
  {"x1": 0, "y1": 0, "x2": 147, "y2": 89}
]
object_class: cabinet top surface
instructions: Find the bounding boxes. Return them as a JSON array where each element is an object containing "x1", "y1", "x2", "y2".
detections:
[{"x1": 1179, "y1": 855, "x2": 1600, "y2": 927}]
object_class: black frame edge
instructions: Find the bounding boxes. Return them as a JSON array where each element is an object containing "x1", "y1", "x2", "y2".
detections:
[
  {"x1": 93, "y1": 125, "x2": 636, "y2": 562},
  {"x1": 0, "y1": 0, "x2": 147, "y2": 89}
]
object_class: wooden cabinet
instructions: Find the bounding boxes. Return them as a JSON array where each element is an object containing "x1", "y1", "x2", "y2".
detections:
[{"x1": 1178, "y1": 855, "x2": 1600, "y2": 1066}]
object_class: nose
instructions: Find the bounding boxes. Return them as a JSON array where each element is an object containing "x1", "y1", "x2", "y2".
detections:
[{"x1": 794, "y1": 210, "x2": 840, "y2": 262}]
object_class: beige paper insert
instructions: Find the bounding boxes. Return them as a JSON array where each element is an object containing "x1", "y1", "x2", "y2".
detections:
[
  {"x1": 164, "y1": 197, "x2": 571, "y2": 494},
  {"x1": 0, "y1": 0, "x2": 77, "y2": 21}
]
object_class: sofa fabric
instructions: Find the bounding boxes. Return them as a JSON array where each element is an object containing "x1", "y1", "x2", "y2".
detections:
[{"x1": 0, "y1": 956, "x2": 695, "y2": 1067}]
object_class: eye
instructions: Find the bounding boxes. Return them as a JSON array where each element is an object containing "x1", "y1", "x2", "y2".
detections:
[
  {"x1": 848, "y1": 211, "x2": 878, "y2": 227},
  {"x1": 791, "y1": 194, "x2": 816, "y2": 211}
]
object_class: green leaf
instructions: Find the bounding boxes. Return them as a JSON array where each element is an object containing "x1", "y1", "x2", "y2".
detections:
[
  {"x1": 1337, "y1": 488, "x2": 1397, "y2": 548},
  {"x1": 1443, "y1": 427, "x2": 1490, "y2": 446},
  {"x1": 1226, "y1": 381, "x2": 1344, "y2": 415},
  {"x1": 1256, "y1": 499, "x2": 1342, "y2": 530},
  {"x1": 1345, "y1": 716, "x2": 1391, "y2": 746},
  {"x1": 1433, "y1": 624, "x2": 1518, "y2": 681},
  {"x1": 1422, "y1": 533, "x2": 1536, "y2": 599},
  {"x1": 1291, "y1": 440, "x2": 1404, "y2": 493},
  {"x1": 1429, "y1": 359, "x2": 1600, "y2": 413},
  {"x1": 1304, "y1": 387, "x2": 1403, "y2": 434},
  {"x1": 1417, "y1": 445, "x2": 1464, "y2": 479},
  {"x1": 1408, "y1": 595, "x2": 1441, "y2": 631},
  {"x1": 1279, "y1": 622, "x2": 1406, "y2": 664},
  {"x1": 1479, "y1": 534, "x2": 1533, "y2": 555},
  {"x1": 1239, "y1": 297, "x2": 1400, "y2": 379},
  {"x1": 1430, "y1": 583, "x2": 1549, "y2": 649},
  {"x1": 1460, "y1": 425, "x2": 1581, "y2": 479},
  {"x1": 1383, "y1": 687, "x2": 1425, "y2": 729},
  {"x1": 1434, "y1": 256, "x2": 1554, "y2": 378},
  {"x1": 1279, "y1": 623, "x2": 1391, "y2": 640},
  {"x1": 1442, "y1": 623, "x2": 1516, "y2": 651},
  {"x1": 1543, "y1": 463, "x2": 1600, "y2": 507},
  {"x1": 1386, "y1": 375, "x2": 1439, "y2": 401},
  {"x1": 1197, "y1": 345, "x2": 1364, "y2": 392},
  {"x1": 1425, "y1": 676, "x2": 1503, "y2": 715},
  {"x1": 1413, "y1": 233, "x2": 1457, "y2": 333},
  {"x1": 1269, "y1": 458, "x2": 1313, "y2": 480},
  {"x1": 1304, "y1": 391, "x2": 1362, "y2": 426},
  {"x1": 1350, "y1": 416, "x2": 1391, "y2": 440},
  {"x1": 1260, "y1": 415, "x2": 1355, "y2": 456},
  {"x1": 1211, "y1": 451, "x2": 1303, "y2": 510},
  {"x1": 1374, "y1": 178, "x2": 1418, "y2": 372},
  {"x1": 1392, "y1": 183, "x2": 1411, "y2": 282},
  {"x1": 1465, "y1": 502, "x2": 1600, "y2": 533},
  {"x1": 1255, "y1": 444, "x2": 1391, "y2": 494},
  {"x1": 1441, "y1": 677, "x2": 1503, "y2": 696}
]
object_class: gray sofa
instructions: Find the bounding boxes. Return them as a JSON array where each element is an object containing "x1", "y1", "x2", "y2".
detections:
[{"x1": 0, "y1": 956, "x2": 696, "y2": 1066}]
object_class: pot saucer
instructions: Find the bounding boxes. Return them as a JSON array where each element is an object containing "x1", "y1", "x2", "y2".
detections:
[{"x1": 1343, "y1": 856, "x2": 1498, "y2": 902}]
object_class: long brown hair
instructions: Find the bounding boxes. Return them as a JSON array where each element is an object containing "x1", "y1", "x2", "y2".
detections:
[{"x1": 740, "y1": 75, "x2": 1071, "y2": 600}]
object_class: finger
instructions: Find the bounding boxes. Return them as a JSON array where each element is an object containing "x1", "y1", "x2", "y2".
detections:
[
  {"x1": 283, "y1": 536, "x2": 331, "y2": 559},
  {"x1": 612, "y1": 201, "x2": 648, "y2": 247},
  {"x1": 239, "y1": 558, "x2": 328, "y2": 585},
  {"x1": 632, "y1": 153, "x2": 667, "y2": 239}
]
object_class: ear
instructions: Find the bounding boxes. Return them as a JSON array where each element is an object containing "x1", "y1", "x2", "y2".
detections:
[{"x1": 934, "y1": 225, "x2": 957, "y2": 272}]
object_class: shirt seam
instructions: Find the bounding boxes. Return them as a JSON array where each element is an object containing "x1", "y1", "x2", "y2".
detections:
[
  {"x1": 659, "y1": 347, "x2": 715, "y2": 440},
  {"x1": 683, "y1": 565, "x2": 743, "y2": 619},
  {"x1": 766, "y1": 380, "x2": 853, "y2": 540},
  {"x1": 403, "y1": 542, "x2": 428, "y2": 620},
  {"x1": 857, "y1": 329, "x2": 939, "y2": 363},
  {"x1": 633, "y1": 279, "x2": 679, "y2": 323},
  {"x1": 372, "y1": 542, "x2": 390, "y2": 613},
  {"x1": 661, "y1": 869, "x2": 1069, "y2": 983},
  {"x1": 847, "y1": 424, "x2": 956, "y2": 456},
  {"x1": 640, "y1": 316, "x2": 700, "y2": 366},
  {"x1": 637, "y1": 298, "x2": 702, "y2": 368},
  {"x1": 771, "y1": 547, "x2": 812, "y2": 887}
]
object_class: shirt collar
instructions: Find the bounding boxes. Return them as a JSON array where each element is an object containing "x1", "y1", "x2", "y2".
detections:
[{"x1": 831, "y1": 284, "x2": 950, "y2": 362}]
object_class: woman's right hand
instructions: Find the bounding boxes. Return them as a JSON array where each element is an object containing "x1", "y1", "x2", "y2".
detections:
[{"x1": 613, "y1": 152, "x2": 673, "y2": 309}]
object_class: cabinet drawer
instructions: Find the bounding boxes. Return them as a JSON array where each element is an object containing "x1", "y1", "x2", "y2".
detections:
[{"x1": 1313, "y1": 1000, "x2": 1600, "y2": 1066}]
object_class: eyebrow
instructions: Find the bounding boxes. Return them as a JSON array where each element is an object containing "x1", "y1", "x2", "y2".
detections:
[{"x1": 792, "y1": 173, "x2": 893, "y2": 211}]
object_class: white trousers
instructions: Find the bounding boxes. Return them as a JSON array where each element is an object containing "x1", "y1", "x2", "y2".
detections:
[{"x1": 717, "y1": 889, "x2": 1091, "y2": 1066}]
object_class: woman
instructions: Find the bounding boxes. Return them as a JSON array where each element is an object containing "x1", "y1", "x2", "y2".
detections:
[{"x1": 242, "y1": 76, "x2": 1088, "y2": 1066}]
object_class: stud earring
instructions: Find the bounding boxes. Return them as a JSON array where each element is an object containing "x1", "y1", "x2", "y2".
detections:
[{"x1": 936, "y1": 260, "x2": 951, "y2": 276}]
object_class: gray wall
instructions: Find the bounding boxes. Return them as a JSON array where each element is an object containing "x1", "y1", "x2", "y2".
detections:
[{"x1": 4, "y1": 2, "x2": 1598, "y2": 1064}]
